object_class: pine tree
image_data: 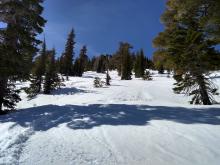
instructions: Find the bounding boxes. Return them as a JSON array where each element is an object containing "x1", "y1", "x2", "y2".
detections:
[
  {"x1": 26, "y1": 39, "x2": 47, "y2": 98},
  {"x1": 153, "y1": 0, "x2": 220, "y2": 105},
  {"x1": 158, "y1": 65, "x2": 164, "y2": 74},
  {"x1": 75, "y1": 45, "x2": 88, "y2": 77},
  {"x1": 93, "y1": 77, "x2": 104, "y2": 88},
  {"x1": 44, "y1": 49, "x2": 62, "y2": 94},
  {"x1": 95, "y1": 55, "x2": 107, "y2": 73},
  {"x1": 72, "y1": 58, "x2": 81, "y2": 77},
  {"x1": 0, "y1": 80, "x2": 21, "y2": 113},
  {"x1": 152, "y1": 50, "x2": 167, "y2": 74},
  {"x1": 105, "y1": 70, "x2": 111, "y2": 86},
  {"x1": 134, "y1": 49, "x2": 145, "y2": 78},
  {"x1": 143, "y1": 70, "x2": 153, "y2": 81},
  {"x1": 134, "y1": 52, "x2": 140, "y2": 77},
  {"x1": 105, "y1": 55, "x2": 111, "y2": 86},
  {"x1": 0, "y1": 0, "x2": 46, "y2": 112},
  {"x1": 110, "y1": 53, "x2": 122, "y2": 75},
  {"x1": 145, "y1": 57, "x2": 154, "y2": 69},
  {"x1": 117, "y1": 42, "x2": 133, "y2": 80},
  {"x1": 62, "y1": 29, "x2": 75, "y2": 80},
  {"x1": 58, "y1": 53, "x2": 65, "y2": 74},
  {"x1": 170, "y1": 29, "x2": 219, "y2": 105}
]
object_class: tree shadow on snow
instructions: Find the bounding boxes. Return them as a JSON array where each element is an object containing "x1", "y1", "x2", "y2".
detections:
[
  {"x1": 0, "y1": 104, "x2": 220, "y2": 132},
  {"x1": 52, "y1": 87, "x2": 96, "y2": 95}
]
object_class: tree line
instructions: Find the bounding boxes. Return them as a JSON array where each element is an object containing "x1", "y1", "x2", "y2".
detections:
[
  {"x1": 0, "y1": 0, "x2": 220, "y2": 113},
  {"x1": 0, "y1": 0, "x2": 153, "y2": 113}
]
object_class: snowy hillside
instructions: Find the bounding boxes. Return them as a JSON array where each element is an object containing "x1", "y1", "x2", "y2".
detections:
[{"x1": 0, "y1": 71, "x2": 220, "y2": 165}]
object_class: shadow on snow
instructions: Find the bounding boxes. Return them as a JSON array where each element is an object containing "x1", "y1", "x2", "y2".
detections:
[
  {"x1": 0, "y1": 104, "x2": 220, "y2": 131},
  {"x1": 52, "y1": 87, "x2": 96, "y2": 95}
]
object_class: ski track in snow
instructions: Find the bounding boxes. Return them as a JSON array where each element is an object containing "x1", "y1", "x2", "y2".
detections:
[{"x1": 0, "y1": 70, "x2": 220, "y2": 165}]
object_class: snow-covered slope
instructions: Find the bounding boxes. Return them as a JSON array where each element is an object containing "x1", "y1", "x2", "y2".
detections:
[{"x1": 0, "y1": 71, "x2": 220, "y2": 165}]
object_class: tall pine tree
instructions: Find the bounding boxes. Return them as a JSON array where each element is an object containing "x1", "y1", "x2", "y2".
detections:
[
  {"x1": 62, "y1": 29, "x2": 75, "y2": 80},
  {"x1": 116, "y1": 42, "x2": 133, "y2": 80},
  {"x1": 0, "y1": 0, "x2": 46, "y2": 112},
  {"x1": 134, "y1": 49, "x2": 145, "y2": 78}
]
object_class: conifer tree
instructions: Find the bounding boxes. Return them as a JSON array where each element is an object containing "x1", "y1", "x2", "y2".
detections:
[
  {"x1": 26, "y1": 39, "x2": 47, "y2": 98},
  {"x1": 94, "y1": 77, "x2": 104, "y2": 88},
  {"x1": 44, "y1": 49, "x2": 62, "y2": 94},
  {"x1": 72, "y1": 58, "x2": 81, "y2": 77},
  {"x1": 134, "y1": 49, "x2": 145, "y2": 78},
  {"x1": 74, "y1": 45, "x2": 88, "y2": 77},
  {"x1": 143, "y1": 70, "x2": 153, "y2": 81},
  {"x1": 145, "y1": 57, "x2": 154, "y2": 69},
  {"x1": 62, "y1": 29, "x2": 75, "y2": 80},
  {"x1": 95, "y1": 55, "x2": 107, "y2": 73},
  {"x1": 117, "y1": 42, "x2": 133, "y2": 80},
  {"x1": 110, "y1": 53, "x2": 122, "y2": 75},
  {"x1": 80, "y1": 46, "x2": 89, "y2": 69},
  {"x1": 58, "y1": 53, "x2": 65, "y2": 74},
  {"x1": 0, "y1": 0, "x2": 46, "y2": 112},
  {"x1": 105, "y1": 55, "x2": 111, "y2": 86},
  {"x1": 106, "y1": 70, "x2": 111, "y2": 86},
  {"x1": 153, "y1": 0, "x2": 220, "y2": 105}
]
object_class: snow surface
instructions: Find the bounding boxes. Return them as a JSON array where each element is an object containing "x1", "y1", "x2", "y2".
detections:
[{"x1": 0, "y1": 71, "x2": 220, "y2": 165}]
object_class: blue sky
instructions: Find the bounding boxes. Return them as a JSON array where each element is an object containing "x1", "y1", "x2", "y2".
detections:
[{"x1": 41, "y1": 0, "x2": 166, "y2": 58}]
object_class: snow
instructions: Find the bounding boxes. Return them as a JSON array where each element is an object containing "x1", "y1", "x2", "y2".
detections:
[{"x1": 0, "y1": 71, "x2": 220, "y2": 165}]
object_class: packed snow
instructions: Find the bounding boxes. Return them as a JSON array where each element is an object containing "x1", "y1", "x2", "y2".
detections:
[{"x1": 0, "y1": 71, "x2": 220, "y2": 165}]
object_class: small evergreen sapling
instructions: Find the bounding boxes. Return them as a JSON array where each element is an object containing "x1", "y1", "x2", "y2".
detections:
[
  {"x1": 94, "y1": 77, "x2": 105, "y2": 88},
  {"x1": 143, "y1": 70, "x2": 153, "y2": 81}
]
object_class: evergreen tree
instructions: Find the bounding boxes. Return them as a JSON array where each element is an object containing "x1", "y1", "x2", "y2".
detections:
[
  {"x1": 62, "y1": 29, "x2": 75, "y2": 80},
  {"x1": 72, "y1": 58, "x2": 81, "y2": 77},
  {"x1": 107, "y1": 55, "x2": 116, "y2": 70},
  {"x1": 105, "y1": 55, "x2": 111, "y2": 86},
  {"x1": 87, "y1": 56, "x2": 96, "y2": 71},
  {"x1": 152, "y1": 50, "x2": 168, "y2": 74},
  {"x1": 0, "y1": 0, "x2": 46, "y2": 112},
  {"x1": 117, "y1": 42, "x2": 133, "y2": 80},
  {"x1": 93, "y1": 77, "x2": 104, "y2": 88},
  {"x1": 158, "y1": 65, "x2": 164, "y2": 74},
  {"x1": 134, "y1": 49, "x2": 145, "y2": 78},
  {"x1": 58, "y1": 53, "x2": 65, "y2": 74},
  {"x1": 95, "y1": 55, "x2": 107, "y2": 73},
  {"x1": 44, "y1": 49, "x2": 62, "y2": 94},
  {"x1": 170, "y1": 29, "x2": 219, "y2": 105},
  {"x1": 110, "y1": 53, "x2": 122, "y2": 75},
  {"x1": 26, "y1": 39, "x2": 47, "y2": 98},
  {"x1": 74, "y1": 45, "x2": 88, "y2": 77},
  {"x1": 145, "y1": 57, "x2": 154, "y2": 69},
  {"x1": 153, "y1": 0, "x2": 220, "y2": 105},
  {"x1": 80, "y1": 45, "x2": 89, "y2": 71},
  {"x1": 143, "y1": 70, "x2": 153, "y2": 81},
  {"x1": 106, "y1": 70, "x2": 111, "y2": 86},
  {"x1": 0, "y1": 80, "x2": 21, "y2": 113},
  {"x1": 85, "y1": 58, "x2": 92, "y2": 71}
]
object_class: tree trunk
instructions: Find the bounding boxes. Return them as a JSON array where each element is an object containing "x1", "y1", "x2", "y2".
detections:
[
  {"x1": 197, "y1": 75, "x2": 212, "y2": 105},
  {"x1": 66, "y1": 75, "x2": 69, "y2": 81},
  {"x1": 0, "y1": 77, "x2": 7, "y2": 112}
]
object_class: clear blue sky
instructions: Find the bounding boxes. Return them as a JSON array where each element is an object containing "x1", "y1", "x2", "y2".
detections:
[{"x1": 41, "y1": 0, "x2": 166, "y2": 58}]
